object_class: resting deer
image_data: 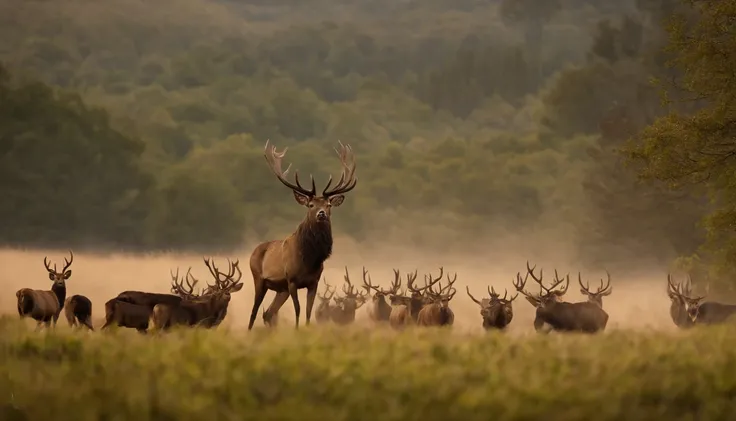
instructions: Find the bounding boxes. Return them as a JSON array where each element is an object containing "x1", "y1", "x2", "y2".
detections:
[
  {"x1": 150, "y1": 259, "x2": 243, "y2": 331},
  {"x1": 64, "y1": 295, "x2": 94, "y2": 331},
  {"x1": 668, "y1": 275, "x2": 736, "y2": 325},
  {"x1": 249, "y1": 140, "x2": 358, "y2": 330},
  {"x1": 17, "y1": 251, "x2": 73, "y2": 329},
  {"x1": 514, "y1": 262, "x2": 608, "y2": 333},
  {"x1": 330, "y1": 267, "x2": 368, "y2": 325},
  {"x1": 416, "y1": 272, "x2": 457, "y2": 327},
  {"x1": 467, "y1": 285, "x2": 517, "y2": 330},
  {"x1": 101, "y1": 267, "x2": 200, "y2": 332},
  {"x1": 314, "y1": 278, "x2": 336, "y2": 323},
  {"x1": 362, "y1": 267, "x2": 400, "y2": 323}
]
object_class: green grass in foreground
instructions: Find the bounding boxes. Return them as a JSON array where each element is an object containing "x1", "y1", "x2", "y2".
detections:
[{"x1": 0, "y1": 318, "x2": 735, "y2": 421}]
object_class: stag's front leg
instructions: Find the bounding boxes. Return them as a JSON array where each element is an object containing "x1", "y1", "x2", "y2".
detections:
[
  {"x1": 305, "y1": 283, "x2": 318, "y2": 326},
  {"x1": 288, "y1": 281, "x2": 301, "y2": 329}
]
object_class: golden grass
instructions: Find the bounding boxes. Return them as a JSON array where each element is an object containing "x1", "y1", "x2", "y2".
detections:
[{"x1": 0, "y1": 318, "x2": 735, "y2": 420}]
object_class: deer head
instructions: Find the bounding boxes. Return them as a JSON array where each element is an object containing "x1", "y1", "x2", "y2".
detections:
[
  {"x1": 264, "y1": 140, "x2": 357, "y2": 224},
  {"x1": 318, "y1": 278, "x2": 336, "y2": 305},
  {"x1": 362, "y1": 267, "x2": 401, "y2": 303},
  {"x1": 667, "y1": 274, "x2": 705, "y2": 322},
  {"x1": 340, "y1": 267, "x2": 369, "y2": 312},
  {"x1": 203, "y1": 258, "x2": 244, "y2": 300},
  {"x1": 425, "y1": 272, "x2": 457, "y2": 307},
  {"x1": 43, "y1": 250, "x2": 73, "y2": 288},
  {"x1": 578, "y1": 272, "x2": 612, "y2": 307},
  {"x1": 468, "y1": 285, "x2": 517, "y2": 317},
  {"x1": 513, "y1": 261, "x2": 569, "y2": 308}
]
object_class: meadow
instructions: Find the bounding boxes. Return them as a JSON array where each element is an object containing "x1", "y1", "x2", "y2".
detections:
[{"x1": 0, "y1": 318, "x2": 735, "y2": 420}]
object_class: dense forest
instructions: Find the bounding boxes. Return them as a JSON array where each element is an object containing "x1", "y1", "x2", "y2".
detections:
[{"x1": 0, "y1": 0, "x2": 732, "y2": 283}]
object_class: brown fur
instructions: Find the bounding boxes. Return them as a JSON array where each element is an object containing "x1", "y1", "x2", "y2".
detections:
[
  {"x1": 248, "y1": 141, "x2": 357, "y2": 330},
  {"x1": 64, "y1": 295, "x2": 94, "y2": 330},
  {"x1": 416, "y1": 302, "x2": 455, "y2": 327},
  {"x1": 389, "y1": 304, "x2": 412, "y2": 329},
  {"x1": 467, "y1": 286, "x2": 517, "y2": 331},
  {"x1": 16, "y1": 251, "x2": 73, "y2": 329},
  {"x1": 363, "y1": 268, "x2": 400, "y2": 323},
  {"x1": 101, "y1": 298, "x2": 151, "y2": 333}
]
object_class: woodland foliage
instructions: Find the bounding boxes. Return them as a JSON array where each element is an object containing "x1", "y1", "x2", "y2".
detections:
[{"x1": 0, "y1": 0, "x2": 723, "y2": 277}]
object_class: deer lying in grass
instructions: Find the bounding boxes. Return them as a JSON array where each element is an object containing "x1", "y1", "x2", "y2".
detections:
[
  {"x1": 249, "y1": 140, "x2": 357, "y2": 330},
  {"x1": 330, "y1": 267, "x2": 368, "y2": 325},
  {"x1": 467, "y1": 285, "x2": 517, "y2": 331},
  {"x1": 416, "y1": 272, "x2": 457, "y2": 327},
  {"x1": 315, "y1": 278, "x2": 336, "y2": 323},
  {"x1": 64, "y1": 295, "x2": 94, "y2": 331},
  {"x1": 514, "y1": 262, "x2": 609, "y2": 334},
  {"x1": 150, "y1": 258, "x2": 243, "y2": 331},
  {"x1": 362, "y1": 267, "x2": 400, "y2": 323},
  {"x1": 668, "y1": 274, "x2": 736, "y2": 325},
  {"x1": 17, "y1": 251, "x2": 74, "y2": 329},
  {"x1": 101, "y1": 268, "x2": 200, "y2": 333}
]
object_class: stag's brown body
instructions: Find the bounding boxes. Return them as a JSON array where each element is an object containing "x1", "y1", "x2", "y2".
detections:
[
  {"x1": 64, "y1": 295, "x2": 94, "y2": 330},
  {"x1": 101, "y1": 298, "x2": 151, "y2": 333},
  {"x1": 248, "y1": 140, "x2": 357, "y2": 330},
  {"x1": 328, "y1": 267, "x2": 368, "y2": 325},
  {"x1": 314, "y1": 279, "x2": 336, "y2": 323},
  {"x1": 389, "y1": 303, "x2": 412, "y2": 329},
  {"x1": 514, "y1": 263, "x2": 610, "y2": 334},
  {"x1": 114, "y1": 291, "x2": 182, "y2": 309},
  {"x1": 17, "y1": 251, "x2": 74, "y2": 328},
  {"x1": 416, "y1": 270, "x2": 457, "y2": 327}
]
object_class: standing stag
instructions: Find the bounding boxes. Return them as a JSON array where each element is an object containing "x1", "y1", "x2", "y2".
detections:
[
  {"x1": 578, "y1": 272, "x2": 612, "y2": 308},
  {"x1": 249, "y1": 140, "x2": 358, "y2": 330},
  {"x1": 668, "y1": 275, "x2": 736, "y2": 325},
  {"x1": 466, "y1": 285, "x2": 517, "y2": 330},
  {"x1": 513, "y1": 262, "x2": 609, "y2": 334},
  {"x1": 315, "y1": 278, "x2": 336, "y2": 323},
  {"x1": 416, "y1": 272, "x2": 457, "y2": 327},
  {"x1": 330, "y1": 267, "x2": 368, "y2": 325},
  {"x1": 64, "y1": 295, "x2": 94, "y2": 331},
  {"x1": 17, "y1": 251, "x2": 74, "y2": 329},
  {"x1": 150, "y1": 259, "x2": 243, "y2": 331},
  {"x1": 362, "y1": 267, "x2": 400, "y2": 323}
]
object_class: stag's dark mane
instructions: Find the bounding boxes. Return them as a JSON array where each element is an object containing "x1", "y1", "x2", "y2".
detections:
[
  {"x1": 484, "y1": 303, "x2": 513, "y2": 329},
  {"x1": 52, "y1": 283, "x2": 66, "y2": 309},
  {"x1": 296, "y1": 217, "x2": 333, "y2": 272}
]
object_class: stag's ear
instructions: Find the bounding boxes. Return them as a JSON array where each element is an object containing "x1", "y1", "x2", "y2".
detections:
[
  {"x1": 64, "y1": 270, "x2": 72, "y2": 279},
  {"x1": 329, "y1": 194, "x2": 345, "y2": 207},
  {"x1": 230, "y1": 283, "x2": 243, "y2": 292},
  {"x1": 579, "y1": 288, "x2": 587, "y2": 296},
  {"x1": 48, "y1": 273, "x2": 55, "y2": 281},
  {"x1": 293, "y1": 191, "x2": 311, "y2": 206}
]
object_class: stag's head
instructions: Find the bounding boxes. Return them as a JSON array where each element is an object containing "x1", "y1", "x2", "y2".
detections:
[
  {"x1": 468, "y1": 285, "x2": 517, "y2": 319},
  {"x1": 202, "y1": 258, "x2": 244, "y2": 305},
  {"x1": 425, "y1": 272, "x2": 457, "y2": 308},
  {"x1": 264, "y1": 140, "x2": 357, "y2": 224},
  {"x1": 362, "y1": 267, "x2": 401, "y2": 303},
  {"x1": 340, "y1": 267, "x2": 369, "y2": 312},
  {"x1": 512, "y1": 262, "x2": 569, "y2": 309},
  {"x1": 578, "y1": 272, "x2": 612, "y2": 307},
  {"x1": 407, "y1": 267, "x2": 442, "y2": 303},
  {"x1": 43, "y1": 250, "x2": 74, "y2": 288},
  {"x1": 667, "y1": 274, "x2": 705, "y2": 322},
  {"x1": 318, "y1": 278, "x2": 336, "y2": 305}
]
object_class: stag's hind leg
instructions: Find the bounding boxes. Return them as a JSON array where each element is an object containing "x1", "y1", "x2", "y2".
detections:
[{"x1": 264, "y1": 291, "x2": 289, "y2": 327}]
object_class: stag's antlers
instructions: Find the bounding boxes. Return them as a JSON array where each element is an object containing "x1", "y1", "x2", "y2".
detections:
[
  {"x1": 578, "y1": 272, "x2": 612, "y2": 297},
  {"x1": 43, "y1": 250, "x2": 74, "y2": 275},
  {"x1": 170, "y1": 267, "x2": 200, "y2": 298},
  {"x1": 203, "y1": 258, "x2": 243, "y2": 293},
  {"x1": 264, "y1": 140, "x2": 357, "y2": 198}
]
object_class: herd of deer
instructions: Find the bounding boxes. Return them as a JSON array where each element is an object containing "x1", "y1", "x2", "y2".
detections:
[{"x1": 12, "y1": 140, "x2": 736, "y2": 334}]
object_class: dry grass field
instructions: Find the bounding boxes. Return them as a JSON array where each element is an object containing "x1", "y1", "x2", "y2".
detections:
[{"x1": 1, "y1": 246, "x2": 731, "y2": 420}]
